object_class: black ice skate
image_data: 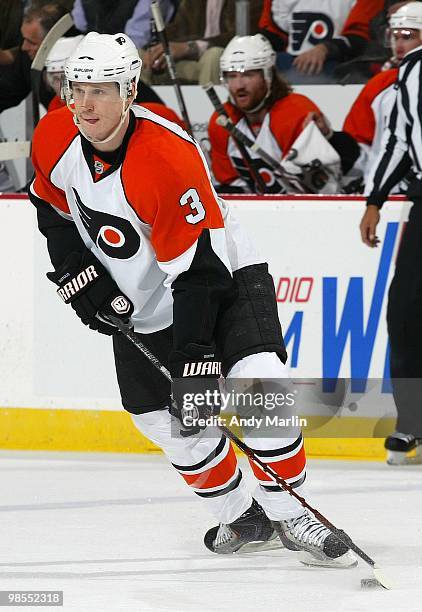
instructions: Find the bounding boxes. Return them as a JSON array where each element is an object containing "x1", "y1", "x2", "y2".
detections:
[
  {"x1": 385, "y1": 432, "x2": 422, "y2": 465},
  {"x1": 271, "y1": 509, "x2": 357, "y2": 568},
  {"x1": 204, "y1": 499, "x2": 281, "y2": 554}
]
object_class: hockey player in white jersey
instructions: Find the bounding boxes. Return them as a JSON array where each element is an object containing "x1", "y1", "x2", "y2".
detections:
[
  {"x1": 45, "y1": 36, "x2": 84, "y2": 104},
  {"x1": 29, "y1": 32, "x2": 356, "y2": 565},
  {"x1": 208, "y1": 34, "x2": 357, "y2": 194}
]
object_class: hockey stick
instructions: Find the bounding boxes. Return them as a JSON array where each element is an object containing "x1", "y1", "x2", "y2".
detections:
[
  {"x1": 30, "y1": 13, "x2": 74, "y2": 128},
  {"x1": 203, "y1": 83, "x2": 269, "y2": 194},
  {"x1": 108, "y1": 315, "x2": 390, "y2": 589},
  {"x1": 0, "y1": 141, "x2": 31, "y2": 161},
  {"x1": 151, "y1": 0, "x2": 193, "y2": 135},
  {"x1": 214, "y1": 114, "x2": 311, "y2": 194}
]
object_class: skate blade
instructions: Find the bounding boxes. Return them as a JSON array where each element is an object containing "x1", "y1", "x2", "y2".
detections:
[
  {"x1": 386, "y1": 448, "x2": 422, "y2": 465},
  {"x1": 298, "y1": 549, "x2": 358, "y2": 569},
  {"x1": 239, "y1": 533, "x2": 284, "y2": 553}
]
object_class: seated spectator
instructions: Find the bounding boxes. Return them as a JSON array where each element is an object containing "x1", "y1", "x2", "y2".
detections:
[
  {"x1": 71, "y1": 0, "x2": 177, "y2": 49},
  {"x1": 259, "y1": 0, "x2": 385, "y2": 83},
  {"x1": 342, "y1": 2, "x2": 422, "y2": 190},
  {"x1": 0, "y1": 0, "x2": 23, "y2": 65},
  {"x1": 142, "y1": 0, "x2": 264, "y2": 86},
  {"x1": 0, "y1": 3, "x2": 69, "y2": 113},
  {"x1": 44, "y1": 34, "x2": 185, "y2": 126},
  {"x1": 0, "y1": 4, "x2": 72, "y2": 192},
  {"x1": 208, "y1": 34, "x2": 350, "y2": 193}
]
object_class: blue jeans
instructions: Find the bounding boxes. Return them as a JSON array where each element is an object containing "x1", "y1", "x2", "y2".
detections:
[{"x1": 276, "y1": 52, "x2": 339, "y2": 84}]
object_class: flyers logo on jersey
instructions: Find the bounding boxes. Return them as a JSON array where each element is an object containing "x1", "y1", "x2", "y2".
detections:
[
  {"x1": 291, "y1": 12, "x2": 334, "y2": 52},
  {"x1": 233, "y1": 156, "x2": 282, "y2": 194},
  {"x1": 72, "y1": 188, "x2": 141, "y2": 260}
]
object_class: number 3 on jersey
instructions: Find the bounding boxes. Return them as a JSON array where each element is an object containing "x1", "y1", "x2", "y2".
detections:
[{"x1": 179, "y1": 188, "x2": 205, "y2": 224}]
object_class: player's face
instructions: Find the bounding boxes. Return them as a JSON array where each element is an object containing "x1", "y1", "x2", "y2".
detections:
[
  {"x1": 46, "y1": 72, "x2": 63, "y2": 97},
  {"x1": 71, "y1": 82, "x2": 124, "y2": 141},
  {"x1": 390, "y1": 28, "x2": 422, "y2": 60},
  {"x1": 225, "y1": 70, "x2": 268, "y2": 112}
]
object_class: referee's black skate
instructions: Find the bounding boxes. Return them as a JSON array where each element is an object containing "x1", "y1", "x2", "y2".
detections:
[
  {"x1": 271, "y1": 509, "x2": 357, "y2": 568},
  {"x1": 385, "y1": 432, "x2": 422, "y2": 465},
  {"x1": 204, "y1": 499, "x2": 281, "y2": 554}
]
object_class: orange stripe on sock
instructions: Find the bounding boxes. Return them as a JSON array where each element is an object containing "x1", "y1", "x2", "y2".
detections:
[
  {"x1": 179, "y1": 444, "x2": 238, "y2": 490},
  {"x1": 248, "y1": 445, "x2": 306, "y2": 482}
]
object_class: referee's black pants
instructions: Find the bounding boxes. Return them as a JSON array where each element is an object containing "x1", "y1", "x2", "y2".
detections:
[{"x1": 387, "y1": 200, "x2": 422, "y2": 436}]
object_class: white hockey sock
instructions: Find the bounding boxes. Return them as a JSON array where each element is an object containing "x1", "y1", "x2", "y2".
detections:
[
  {"x1": 131, "y1": 410, "x2": 251, "y2": 524},
  {"x1": 227, "y1": 352, "x2": 307, "y2": 520}
]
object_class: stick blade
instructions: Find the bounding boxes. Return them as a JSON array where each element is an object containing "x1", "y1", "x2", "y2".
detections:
[
  {"x1": 373, "y1": 566, "x2": 393, "y2": 590},
  {"x1": 31, "y1": 13, "x2": 74, "y2": 71}
]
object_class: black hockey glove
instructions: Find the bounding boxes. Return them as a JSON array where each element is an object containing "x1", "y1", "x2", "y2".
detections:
[
  {"x1": 169, "y1": 344, "x2": 221, "y2": 437},
  {"x1": 47, "y1": 250, "x2": 134, "y2": 335}
]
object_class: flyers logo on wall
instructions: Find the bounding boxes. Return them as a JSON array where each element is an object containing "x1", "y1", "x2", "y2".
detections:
[
  {"x1": 277, "y1": 222, "x2": 399, "y2": 393},
  {"x1": 291, "y1": 12, "x2": 334, "y2": 52}
]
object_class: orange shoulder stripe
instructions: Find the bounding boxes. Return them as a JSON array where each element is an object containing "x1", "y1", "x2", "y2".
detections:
[
  {"x1": 341, "y1": 0, "x2": 385, "y2": 40},
  {"x1": 259, "y1": 0, "x2": 288, "y2": 45},
  {"x1": 122, "y1": 118, "x2": 224, "y2": 262},
  {"x1": 343, "y1": 69, "x2": 398, "y2": 145},
  {"x1": 139, "y1": 102, "x2": 185, "y2": 129},
  {"x1": 270, "y1": 94, "x2": 321, "y2": 156},
  {"x1": 31, "y1": 107, "x2": 78, "y2": 214}
]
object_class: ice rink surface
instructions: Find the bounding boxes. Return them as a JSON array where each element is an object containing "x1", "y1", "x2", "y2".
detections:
[{"x1": 0, "y1": 451, "x2": 421, "y2": 612}]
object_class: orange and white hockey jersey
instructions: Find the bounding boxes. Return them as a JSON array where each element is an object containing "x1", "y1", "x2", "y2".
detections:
[
  {"x1": 30, "y1": 105, "x2": 261, "y2": 335},
  {"x1": 208, "y1": 94, "x2": 320, "y2": 193},
  {"x1": 343, "y1": 68, "x2": 398, "y2": 183},
  {"x1": 259, "y1": 0, "x2": 383, "y2": 55}
]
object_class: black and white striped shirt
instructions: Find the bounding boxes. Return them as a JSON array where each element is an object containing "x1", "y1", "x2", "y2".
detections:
[{"x1": 365, "y1": 46, "x2": 422, "y2": 207}]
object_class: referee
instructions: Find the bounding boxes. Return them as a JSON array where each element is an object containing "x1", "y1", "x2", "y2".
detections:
[{"x1": 359, "y1": 2, "x2": 422, "y2": 465}]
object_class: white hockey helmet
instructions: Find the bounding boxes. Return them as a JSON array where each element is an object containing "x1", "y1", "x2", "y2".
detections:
[
  {"x1": 220, "y1": 34, "x2": 276, "y2": 88},
  {"x1": 45, "y1": 35, "x2": 84, "y2": 73},
  {"x1": 64, "y1": 32, "x2": 142, "y2": 100},
  {"x1": 389, "y1": 2, "x2": 422, "y2": 31},
  {"x1": 63, "y1": 33, "x2": 142, "y2": 145}
]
